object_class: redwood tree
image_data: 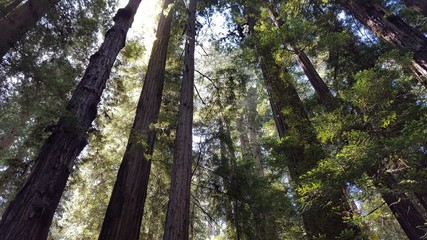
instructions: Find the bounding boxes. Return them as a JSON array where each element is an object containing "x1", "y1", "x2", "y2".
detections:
[
  {"x1": 0, "y1": 0, "x2": 143, "y2": 238},
  {"x1": 265, "y1": 5, "x2": 338, "y2": 110},
  {"x1": 0, "y1": 0, "x2": 61, "y2": 59},
  {"x1": 163, "y1": 0, "x2": 197, "y2": 238},
  {"x1": 337, "y1": 0, "x2": 427, "y2": 86},
  {"x1": 98, "y1": 0, "x2": 175, "y2": 238},
  {"x1": 245, "y1": 7, "x2": 359, "y2": 237}
]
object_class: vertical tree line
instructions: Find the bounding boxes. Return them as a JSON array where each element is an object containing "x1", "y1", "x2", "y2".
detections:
[{"x1": 0, "y1": 0, "x2": 426, "y2": 239}]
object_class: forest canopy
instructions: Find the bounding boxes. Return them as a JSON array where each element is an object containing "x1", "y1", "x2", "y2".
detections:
[{"x1": 0, "y1": 0, "x2": 426, "y2": 239}]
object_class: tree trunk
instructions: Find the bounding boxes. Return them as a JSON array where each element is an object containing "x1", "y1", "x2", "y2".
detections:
[
  {"x1": 0, "y1": 0, "x2": 61, "y2": 60},
  {"x1": 381, "y1": 191, "x2": 426, "y2": 240},
  {"x1": 337, "y1": 0, "x2": 427, "y2": 87},
  {"x1": 98, "y1": 0, "x2": 174, "y2": 239},
  {"x1": 0, "y1": 1, "x2": 142, "y2": 238},
  {"x1": 415, "y1": 192, "x2": 427, "y2": 211},
  {"x1": 244, "y1": 97, "x2": 264, "y2": 176},
  {"x1": 247, "y1": 6, "x2": 358, "y2": 234},
  {"x1": 266, "y1": 6, "x2": 338, "y2": 110},
  {"x1": 0, "y1": 0, "x2": 22, "y2": 17},
  {"x1": 293, "y1": 47, "x2": 338, "y2": 110},
  {"x1": 236, "y1": 116, "x2": 249, "y2": 157},
  {"x1": 402, "y1": 0, "x2": 427, "y2": 18},
  {"x1": 257, "y1": 44, "x2": 359, "y2": 239},
  {"x1": 163, "y1": 0, "x2": 196, "y2": 238}
]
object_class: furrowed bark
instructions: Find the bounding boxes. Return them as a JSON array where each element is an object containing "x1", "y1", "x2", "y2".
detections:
[
  {"x1": 163, "y1": 0, "x2": 197, "y2": 238},
  {"x1": 98, "y1": 0, "x2": 174, "y2": 239},
  {"x1": 0, "y1": 0, "x2": 22, "y2": 18},
  {"x1": 0, "y1": 0, "x2": 142, "y2": 239},
  {"x1": 402, "y1": 0, "x2": 427, "y2": 18},
  {"x1": 381, "y1": 192, "x2": 426, "y2": 240},
  {"x1": 337, "y1": 0, "x2": 427, "y2": 87},
  {"x1": 0, "y1": 0, "x2": 61, "y2": 59},
  {"x1": 369, "y1": 170, "x2": 427, "y2": 240}
]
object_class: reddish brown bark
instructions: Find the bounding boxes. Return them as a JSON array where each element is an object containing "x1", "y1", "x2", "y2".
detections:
[
  {"x1": 258, "y1": 48, "x2": 359, "y2": 239},
  {"x1": 0, "y1": 1, "x2": 142, "y2": 239},
  {"x1": 98, "y1": 0, "x2": 174, "y2": 239},
  {"x1": 370, "y1": 171, "x2": 427, "y2": 240},
  {"x1": 266, "y1": 6, "x2": 338, "y2": 110},
  {"x1": 402, "y1": 0, "x2": 427, "y2": 18},
  {"x1": 0, "y1": 0, "x2": 61, "y2": 59},
  {"x1": 381, "y1": 191, "x2": 426, "y2": 240},
  {"x1": 163, "y1": 0, "x2": 196, "y2": 238},
  {"x1": 337, "y1": 0, "x2": 427, "y2": 86}
]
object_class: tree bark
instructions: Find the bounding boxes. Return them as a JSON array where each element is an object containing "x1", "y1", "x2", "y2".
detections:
[
  {"x1": 0, "y1": 0, "x2": 22, "y2": 18},
  {"x1": 163, "y1": 0, "x2": 196, "y2": 238},
  {"x1": 381, "y1": 191, "x2": 426, "y2": 240},
  {"x1": 0, "y1": 1, "x2": 142, "y2": 239},
  {"x1": 258, "y1": 50, "x2": 358, "y2": 239},
  {"x1": 244, "y1": 97, "x2": 264, "y2": 176},
  {"x1": 98, "y1": 0, "x2": 174, "y2": 239},
  {"x1": 246, "y1": 7, "x2": 358, "y2": 236},
  {"x1": 402, "y1": 0, "x2": 427, "y2": 18},
  {"x1": 337, "y1": 0, "x2": 427, "y2": 87},
  {"x1": 0, "y1": 0, "x2": 61, "y2": 60},
  {"x1": 266, "y1": 6, "x2": 339, "y2": 110},
  {"x1": 236, "y1": 116, "x2": 249, "y2": 157}
]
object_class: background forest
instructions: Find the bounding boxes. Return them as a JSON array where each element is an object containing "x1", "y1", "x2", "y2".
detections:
[{"x1": 0, "y1": 0, "x2": 426, "y2": 239}]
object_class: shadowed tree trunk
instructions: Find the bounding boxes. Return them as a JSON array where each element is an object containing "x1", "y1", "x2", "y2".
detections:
[
  {"x1": 257, "y1": 47, "x2": 358, "y2": 239},
  {"x1": 369, "y1": 170, "x2": 427, "y2": 240},
  {"x1": 381, "y1": 191, "x2": 426, "y2": 240},
  {"x1": 163, "y1": 0, "x2": 196, "y2": 238},
  {"x1": 402, "y1": 0, "x2": 427, "y2": 18},
  {"x1": 0, "y1": 0, "x2": 142, "y2": 238},
  {"x1": 98, "y1": 0, "x2": 174, "y2": 239},
  {"x1": 0, "y1": 0, "x2": 61, "y2": 59},
  {"x1": 0, "y1": 0, "x2": 22, "y2": 17},
  {"x1": 337, "y1": 0, "x2": 427, "y2": 87},
  {"x1": 266, "y1": 6, "x2": 338, "y2": 110},
  {"x1": 245, "y1": 7, "x2": 359, "y2": 238}
]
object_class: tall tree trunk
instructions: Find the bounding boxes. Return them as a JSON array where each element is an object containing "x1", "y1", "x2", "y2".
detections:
[
  {"x1": 98, "y1": 0, "x2": 174, "y2": 239},
  {"x1": 370, "y1": 171, "x2": 427, "y2": 240},
  {"x1": 381, "y1": 192, "x2": 426, "y2": 240},
  {"x1": 337, "y1": 0, "x2": 427, "y2": 86},
  {"x1": 266, "y1": 6, "x2": 338, "y2": 110},
  {"x1": 256, "y1": 43, "x2": 358, "y2": 239},
  {"x1": 0, "y1": 0, "x2": 142, "y2": 238},
  {"x1": 415, "y1": 192, "x2": 427, "y2": 211},
  {"x1": 0, "y1": 0, "x2": 22, "y2": 18},
  {"x1": 244, "y1": 97, "x2": 264, "y2": 176},
  {"x1": 402, "y1": 0, "x2": 427, "y2": 18},
  {"x1": 163, "y1": 0, "x2": 196, "y2": 238},
  {"x1": 246, "y1": 6, "x2": 358, "y2": 234},
  {"x1": 0, "y1": 0, "x2": 61, "y2": 60},
  {"x1": 236, "y1": 116, "x2": 249, "y2": 157},
  {"x1": 364, "y1": 160, "x2": 427, "y2": 239}
]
